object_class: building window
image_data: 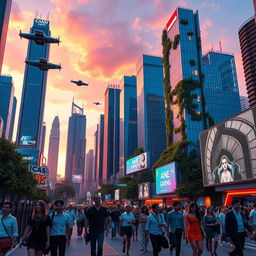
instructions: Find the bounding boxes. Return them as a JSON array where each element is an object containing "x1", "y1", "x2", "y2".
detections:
[
  {"x1": 192, "y1": 70, "x2": 198, "y2": 76},
  {"x1": 197, "y1": 96, "x2": 200, "y2": 102}
]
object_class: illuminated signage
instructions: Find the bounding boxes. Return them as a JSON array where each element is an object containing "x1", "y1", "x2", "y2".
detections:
[
  {"x1": 108, "y1": 84, "x2": 120, "y2": 89},
  {"x1": 72, "y1": 174, "x2": 83, "y2": 184},
  {"x1": 166, "y1": 10, "x2": 178, "y2": 32},
  {"x1": 115, "y1": 189, "x2": 120, "y2": 201},
  {"x1": 87, "y1": 192, "x2": 91, "y2": 201},
  {"x1": 29, "y1": 165, "x2": 49, "y2": 175},
  {"x1": 19, "y1": 136, "x2": 36, "y2": 146},
  {"x1": 138, "y1": 183, "x2": 150, "y2": 199},
  {"x1": 126, "y1": 152, "x2": 148, "y2": 175},
  {"x1": 156, "y1": 162, "x2": 177, "y2": 194},
  {"x1": 16, "y1": 149, "x2": 39, "y2": 165},
  {"x1": 105, "y1": 194, "x2": 111, "y2": 201},
  {"x1": 35, "y1": 174, "x2": 47, "y2": 185},
  {"x1": 35, "y1": 19, "x2": 49, "y2": 26}
]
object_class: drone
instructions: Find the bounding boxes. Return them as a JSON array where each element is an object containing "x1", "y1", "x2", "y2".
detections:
[
  {"x1": 19, "y1": 30, "x2": 60, "y2": 46},
  {"x1": 71, "y1": 80, "x2": 89, "y2": 86},
  {"x1": 93, "y1": 102, "x2": 102, "y2": 105},
  {"x1": 25, "y1": 58, "x2": 62, "y2": 71}
]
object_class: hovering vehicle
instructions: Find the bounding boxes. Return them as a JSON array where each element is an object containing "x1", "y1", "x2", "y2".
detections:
[
  {"x1": 19, "y1": 30, "x2": 60, "y2": 46},
  {"x1": 71, "y1": 80, "x2": 89, "y2": 86},
  {"x1": 25, "y1": 58, "x2": 62, "y2": 71},
  {"x1": 93, "y1": 102, "x2": 102, "y2": 105}
]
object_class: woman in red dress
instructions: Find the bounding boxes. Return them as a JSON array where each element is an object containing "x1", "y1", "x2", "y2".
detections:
[{"x1": 184, "y1": 202, "x2": 205, "y2": 256}]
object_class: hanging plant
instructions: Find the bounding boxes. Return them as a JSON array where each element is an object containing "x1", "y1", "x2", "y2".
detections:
[{"x1": 173, "y1": 34, "x2": 180, "y2": 50}]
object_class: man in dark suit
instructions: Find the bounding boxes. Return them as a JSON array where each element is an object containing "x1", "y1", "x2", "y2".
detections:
[{"x1": 225, "y1": 199, "x2": 249, "y2": 256}]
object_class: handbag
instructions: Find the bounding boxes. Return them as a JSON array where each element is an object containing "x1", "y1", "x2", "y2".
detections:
[{"x1": 0, "y1": 217, "x2": 12, "y2": 251}]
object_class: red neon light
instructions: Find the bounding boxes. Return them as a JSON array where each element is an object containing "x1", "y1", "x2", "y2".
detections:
[
  {"x1": 224, "y1": 189, "x2": 256, "y2": 206},
  {"x1": 166, "y1": 10, "x2": 178, "y2": 32}
]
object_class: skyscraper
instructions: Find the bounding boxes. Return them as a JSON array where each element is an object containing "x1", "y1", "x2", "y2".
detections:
[
  {"x1": 0, "y1": 116, "x2": 3, "y2": 137},
  {"x1": 238, "y1": 1, "x2": 256, "y2": 107},
  {"x1": 0, "y1": 75, "x2": 14, "y2": 138},
  {"x1": 240, "y1": 95, "x2": 250, "y2": 111},
  {"x1": 16, "y1": 18, "x2": 50, "y2": 150},
  {"x1": 65, "y1": 102, "x2": 86, "y2": 200},
  {"x1": 40, "y1": 122, "x2": 46, "y2": 155},
  {"x1": 102, "y1": 87, "x2": 120, "y2": 184},
  {"x1": 47, "y1": 116, "x2": 60, "y2": 189},
  {"x1": 8, "y1": 96, "x2": 16, "y2": 141},
  {"x1": 203, "y1": 51, "x2": 241, "y2": 125},
  {"x1": 119, "y1": 76, "x2": 137, "y2": 176},
  {"x1": 96, "y1": 114, "x2": 104, "y2": 187},
  {"x1": 85, "y1": 149, "x2": 94, "y2": 193},
  {"x1": 0, "y1": 0, "x2": 12, "y2": 72},
  {"x1": 93, "y1": 126, "x2": 98, "y2": 191},
  {"x1": 136, "y1": 55, "x2": 166, "y2": 167}
]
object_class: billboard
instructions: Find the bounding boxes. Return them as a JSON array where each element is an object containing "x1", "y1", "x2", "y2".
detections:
[
  {"x1": 138, "y1": 182, "x2": 150, "y2": 199},
  {"x1": 115, "y1": 189, "x2": 120, "y2": 201},
  {"x1": 72, "y1": 174, "x2": 83, "y2": 184},
  {"x1": 200, "y1": 106, "x2": 256, "y2": 186},
  {"x1": 126, "y1": 152, "x2": 148, "y2": 175},
  {"x1": 19, "y1": 136, "x2": 36, "y2": 146},
  {"x1": 105, "y1": 194, "x2": 111, "y2": 201},
  {"x1": 16, "y1": 149, "x2": 39, "y2": 165},
  {"x1": 156, "y1": 162, "x2": 177, "y2": 194}
]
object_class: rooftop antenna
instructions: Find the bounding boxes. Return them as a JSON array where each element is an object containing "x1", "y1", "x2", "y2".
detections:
[
  {"x1": 219, "y1": 41, "x2": 222, "y2": 53},
  {"x1": 211, "y1": 44, "x2": 214, "y2": 51}
]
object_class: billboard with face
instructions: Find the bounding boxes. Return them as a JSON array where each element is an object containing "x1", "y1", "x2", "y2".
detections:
[
  {"x1": 138, "y1": 182, "x2": 150, "y2": 199},
  {"x1": 126, "y1": 152, "x2": 148, "y2": 175},
  {"x1": 200, "y1": 106, "x2": 256, "y2": 186}
]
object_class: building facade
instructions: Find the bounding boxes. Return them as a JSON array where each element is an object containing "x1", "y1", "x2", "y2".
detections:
[
  {"x1": 102, "y1": 87, "x2": 120, "y2": 184},
  {"x1": 136, "y1": 55, "x2": 166, "y2": 167},
  {"x1": 40, "y1": 121, "x2": 46, "y2": 155},
  {"x1": 16, "y1": 18, "x2": 50, "y2": 150},
  {"x1": 0, "y1": 0, "x2": 12, "y2": 72},
  {"x1": 85, "y1": 149, "x2": 94, "y2": 193},
  {"x1": 93, "y1": 126, "x2": 98, "y2": 191},
  {"x1": 0, "y1": 75, "x2": 14, "y2": 138},
  {"x1": 47, "y1": 116, "x2": 60, "y2": 189},
  {"x1": 0, "y1": 116, "x2": 3, "y2": 137},
  {"x1": 96, "y1": 114, "x2": 104, "y2": 187},
  {"x1": 240, "y1": 95, "x2": 250, "y2": 111},
  {"x1": 203, "y1": 51, "x2": 241, "y2": 125},
  {"x1": 8, "y1": 96, "x2": 16, "y2": 141},
  {"x1": 119, "y1": 76, "x2": 137, "y2": 176}
]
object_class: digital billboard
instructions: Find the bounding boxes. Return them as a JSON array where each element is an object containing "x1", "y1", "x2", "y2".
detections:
[
  {"x1": 72, "y1": 174, "x2": 83, "y2": 184},
  {"x1": 200, "y1": 106, "x2": 256, "y2": 186},
  {"x1": 19, "y1": 136, "x2": 36, "y2": 146},
  {"x1": 16, "y1": 148, "x2": 39, "y2": 165},
  {"x1": 126, "y1": 152, "x2": 148, "y2": 175},
  {"x1": 138, "y1": 182, "x2": 150, "y2": 199},
  {"x1": 105, "y1": 194, "x2": 111, "y2": 201},
  {"x1": 156, "y1": 162, "x2": 177, "y2": 194},
  {"x1": 115, "y1": 189, "x2": 120, "y2": 201}
]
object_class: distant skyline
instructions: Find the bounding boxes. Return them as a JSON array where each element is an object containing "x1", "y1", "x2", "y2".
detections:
[{"x1": 2, "y1": 0, "x2": 253, "y2": 176}]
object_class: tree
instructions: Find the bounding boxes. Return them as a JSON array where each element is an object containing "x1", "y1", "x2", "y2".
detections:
[{"x1": 54, "y1": 180, "x2": 75, "y2": 199}]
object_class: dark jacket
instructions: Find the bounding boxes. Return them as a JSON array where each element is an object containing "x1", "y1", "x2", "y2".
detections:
[{"x1": 225, "y1": 209, "x2": 249, "y2": 238}]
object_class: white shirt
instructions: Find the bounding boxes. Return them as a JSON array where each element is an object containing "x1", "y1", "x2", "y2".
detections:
[{"x1": 0, "y1": 214, "x2": 18, "y2": 238}]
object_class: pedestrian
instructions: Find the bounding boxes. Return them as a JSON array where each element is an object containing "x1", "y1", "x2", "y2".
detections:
[
  {"x1": 225, "y1": 199, "x2": 250, "y2": 256},
  {"x1": 0, "y1": 202, "x2": 18, "y2": 256},
  {"x1": 84, "y1": 194, "x2": 108, "y2": 256},
  {"x1": 249, "y1": 203, "x2": 256, "y2": 231},
  {"x1": 21, "y1": 200, "x2": 51, "y2": 256},
  {"x1": 65, "y1": 205, "x2": 76, "y2": 241},
  {"x1": 184, "y1": 202, "x2": 204, "y2": 256},
  {"x1": 120, "y1": 205, "x2": 136, "y2": 256},
  {"x1": 76, "y1": 207, "x2": 85, "y2": 238},
  {"x1": 49, "y1": 200, "x2": 71, "y2": 256},
  {"x1": 145, "y1": 203, "x2": 168, "y2": 256},
  {"x1": 139, "y1": 206, "x2": 149, "y2": 253},
  {"x1": 133, "y1": 207, "x2": 140, "y2": 241},
  {"x1": 167, "y1": 201, "x2": 184, "y2": 256},
  {"x1": 203, "y1": 206, "x2": 219, "y2": 256},
  {"x1": 218, "y1": 207, "x2": 228, "y2": 246},
  {"x1": 109, "y1": 206, "x2": 121, "y2": 238}
]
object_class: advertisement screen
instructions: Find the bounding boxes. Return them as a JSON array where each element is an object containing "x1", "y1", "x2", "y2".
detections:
[
  {"x1": 72, "y1": 174, "x2": 83, "y2": 184},
  {"x1": 200, "y1": 106, "x2": 256, "y2": 186},
  {"x1": 138, "y1": 183, "x2": 150, "y2": 199},
  {"x1": 19, "y1": 136, "x2": 36, "y2": 146},
  {"x1": 156, "y1": 162, "x2": 177, "y2": 194},
  {"x1": 105, "y1": 194, "x2": 111, "y2": 201},
  {"x1": 16, "y1": 149, "x2": 39, "y2": 165},
  {"x1": 114, "y1": 189, "x2": 120, "y2": 201},
  {"x1": 126, "y1": 152, "x2": 148, "y2": 175}
]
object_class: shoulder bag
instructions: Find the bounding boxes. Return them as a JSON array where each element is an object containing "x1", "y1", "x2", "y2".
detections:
[{"x1": 0, "y1": 217, "x2": 13, "y2": 251}]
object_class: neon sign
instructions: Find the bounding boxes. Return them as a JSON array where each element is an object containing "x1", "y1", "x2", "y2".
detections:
[{"x1": 35, "y1": 19, "x2": 49, "y2": 26}]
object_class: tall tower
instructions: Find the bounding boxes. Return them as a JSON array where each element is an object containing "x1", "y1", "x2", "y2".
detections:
[
  {"x1": 119, "y1": 76, "x2": 137, "y2": 176},
  {"x1": 0, "y1": 0, "x2": 12, "y2": 72},
  {"x1": 93, "y1": 126, "x2": 98, "y2": 191},
  {"x1": 65, "y1": 101, "x2": 86, "y2": 200},
  {"x1": 240, "y1": 96, "x2": 249, "y2": 111},
  {"x1": 96, "y1": 114, "x2": 104, "y2": 187},
  {"x1": 16, "y1": 18, "x2": 50, "y2": 150},
  {"x1": 40, "y1": 121, "x2": 46, "y2": 154},
  {"x1": 8, "y1": 96, "x2": 17, "y2": 141},
  {"x1": 85, "y1": 149, "x2": 94, "y2": 193},
  {"x1": 0, "y1": 75, "x2": 14, "y2": 138},
  {"x1": 136, "y1": 55, "x2": 166, "y2": 167},
  {"x1": 47, "y1": 116, "x2": 60, "y2": 189},
  {"x1": 102, "y1": 87, "x2": 120, "y2": 184}
]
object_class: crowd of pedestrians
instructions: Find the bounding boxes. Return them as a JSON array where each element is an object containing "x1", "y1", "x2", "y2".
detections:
[{"x1": 1, "y1": 197, "x2": 256, "y2": 256}]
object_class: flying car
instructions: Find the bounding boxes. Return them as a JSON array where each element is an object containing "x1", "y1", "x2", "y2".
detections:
[
  {"x1": 71, "y1": 80, "x2": 89, "y2": 86},
  {"x1": 19, "y1": 30, "x2": 60, "y2": 46},
  {"x1": 25, "y1": 58, "x2": 62, "y2": 71},
  {"x1": 93, "y1": 102, "x2": 102, "y2": 105}
]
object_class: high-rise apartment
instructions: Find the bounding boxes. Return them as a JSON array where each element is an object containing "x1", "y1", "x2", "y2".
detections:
[
  {"x1": 96, "y1": 114, "x2": 104, "y2": 187},
  {"x1": 0, "y1": 75, "x2": 14, "y2": 138},
  {"x1": 8, "y1": 96, "x2": 16, "y2": 141},
  {"x1": 16, "y1": 18, "x2": 50, "y2": 150},
  {"x1": 93, "y1": 126, "x2": 98, "y2": 191},
  {"x1": 102, "y1": 87, "x2": 120, "y2": 184},
  {"x1": 119, "y1": 76, "x2": 137, "y2": 176},
  {"x1": 240, "y1": 95, "x2": 250, "y2": 111},
  {"x1": 0, "y1": 0, "x2": 12, "y2": 72},
  {"x1": 136, "y1": 55, "x2": 166, "y2": 166},
  {"x1": 85, "y1": 149, "x2": 94, "y2": 193},
  {"x1": 47, "y1": 116, "x2": 60, "y2": 189}
]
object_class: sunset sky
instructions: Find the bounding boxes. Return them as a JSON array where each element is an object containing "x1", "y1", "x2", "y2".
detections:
[{"x1": 3, "y1": 0, "x2": 254, "y2": 177}]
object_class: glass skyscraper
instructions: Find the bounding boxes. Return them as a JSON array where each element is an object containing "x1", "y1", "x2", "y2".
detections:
[
  {"x1": 119, "y1": 76, "x2": 137, "y2": 176},
  {"x1": 16, "y1": 18, "x2": 50, "y2": 150},
  {"x1": 96, "y1": 114, "x2": 104, "y2": 186},
  {"x1": 0, "y1": 0, "x2": 12, "y2": 72},
  {"x1": 0, "y1": 75, "x2": 14, "y2": 138},
  {"x1": 136, "y1": 55, "x2": 166, "y2": 167},
  {"x1": 240, "y1": 95, "x2": 249, "y2": 111},
  {"x1": 8, "y1": 96, "x2": 16, "y2": 141},
  {"x1": 103, "y1": 88, "x2": 120, "y2": 184},
  {"x1": 203, "y1": 51, "x2": 241, "y2": 125}
]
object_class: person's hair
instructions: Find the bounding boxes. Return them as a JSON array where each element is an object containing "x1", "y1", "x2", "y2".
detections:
[
  {"x1": 231, "y1": 199, "x2": 240, "y2": 205},
  {"x1": 188, "y1": 202, "x2": 201, "y2": 220},
  {"x1": 2, "y1": 201, "x2": 13, "y2": 209},
  {"x1": 141, "y1": 206, "x2": 149, "y2": 215},
  {"x1": 152, "y1": 203, "x2": 159, "y2": 210},
  {"x1": 205, "y1": 206, "x2": 215, "y2": 216},
  {"x1": 173, "y1": 201, "x2": 181, "y2": 207},
  {"x1": 54, "y1": 200, "x2": 64, "y2": 206},
  {"x1": 32, "y1": 200, "x2": 47, "y2": 219}
]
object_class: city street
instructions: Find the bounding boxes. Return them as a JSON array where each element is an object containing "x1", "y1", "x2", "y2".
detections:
[{"x1": 15, "y1": 227, "x2": 256, "y2": 256}]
